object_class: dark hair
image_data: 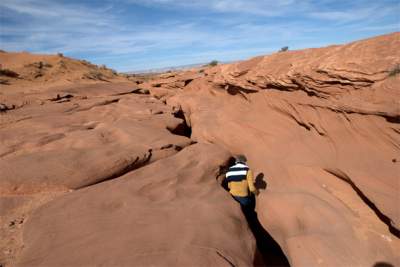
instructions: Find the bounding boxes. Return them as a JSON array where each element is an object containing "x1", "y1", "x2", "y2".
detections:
[{"x1": 236, "y1": 154, "x2": 247, "y2": 163}]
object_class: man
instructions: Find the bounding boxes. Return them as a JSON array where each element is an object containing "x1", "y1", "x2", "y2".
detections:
[{"x1": 225, "y1": 155, "x2": 259, "y2": 213}]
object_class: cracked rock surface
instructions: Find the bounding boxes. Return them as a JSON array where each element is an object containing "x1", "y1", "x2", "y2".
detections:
[
  {"x1": 15, "y1": 144, "x2": 255, "y2": 267},
  {"x1": 1, "y1": 32, "x2": 399, "y2": 266},
  {"x1": 163, "y1": 32, "x2": 400, "y2": 266}
]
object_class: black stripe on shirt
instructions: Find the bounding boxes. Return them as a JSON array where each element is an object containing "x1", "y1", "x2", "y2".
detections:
[{"x1": 226, "y1": 175, "x2": 247, "y2": 183}]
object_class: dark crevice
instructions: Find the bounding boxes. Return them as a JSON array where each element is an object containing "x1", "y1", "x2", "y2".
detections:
[
  {"x1": 0, "y1": 68, "x2": 19, "y2": 78},
  {"x1": 173, "y1": 145, "x2": 183, "y2": 151},
  {"x1": 325, "y1": 169, "x2": 400, "y2": 238},
  {"x1": 224, "y1": 84, "x2": 259, "y2": 95},
  {"x1": 0, "y1": 103, "x2": 16, "y2": 113},
  {"x1": 309, "y1": 123, "x2": 326, "y2": 136},
  {"x1": 216, "y1": 84, "x2": 257, "y2": 102},
  {"x1": 318, "y1": 80, "x2": 353, "y2": 86},
  {"x1": 283, "y1": 111, "x2": 310, "y2": 131},
  {"x1": 373, "y1": 262, "x2": 395, "y2": 267},
  {"x1": 184, "y1": 79, "x2": 193, "y2": 87},
  {"x1": 269, "y1": 105, "x2": 315, "y2": 133},
  {"x1": 49, "y1": 94, "x2": 74, "y2": 102},
  {"x1": 263, "y1": 79, "x2": 328, "y2": 99},
  {"x1": 264, "y1": 83, "x2": 296, "y2": 92},
  {"x1": 77, "y1": 150, "x2": 153, "y2": 189},
  {"x1": 112, "y1": 88, "x2": 150, "y2": 96},
  {"x1": 316, "y1": 69, "x2": 375, "y2": 84},
  {"x1": 296, "y1": 103, "x2": 400, "y2": 124},
  {"x1": 160, "y1": 143, "x2": 190, "y2": 151},
  {"x1": 217, "y1": 159, "x2": 290, "y2": 266},
  {"x1": 66, "y1": 98, "x2": 120, "y2": 113},
  {"x1": 215, "y1": 251, "x2": 235, "y2": 267},
  {"x1": 216, "y1": 156, "x2": 236, "y2": 188},
  {"x1": 168, "y1": 108, "x2": 192, "y2": 138},
  {"x1": 160, "y1": 144, "x2": 174, "y2": 150},
  {"x1": 250, "y1": 211, "x2": 290, "y2": 267},
  {"x1": 290, "y1": 79, "x2": 326, "y2": 98},
  {"x1": 294, "y1": 120, "x2": 311, "y2": 131},
  {"x1": 264, "y1": 82, "x2": 321, "y2": 98},
  {"x1": 77, "y1": 141, "x2": 198, "y2": 190},
  {"x1": 385, "y1": 116, "x2": 400, "y2": 124}
]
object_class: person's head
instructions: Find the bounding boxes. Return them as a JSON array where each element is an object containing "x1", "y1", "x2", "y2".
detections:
[{"x1": 235, "y1": 154, "x2": 247, "y2": 164}]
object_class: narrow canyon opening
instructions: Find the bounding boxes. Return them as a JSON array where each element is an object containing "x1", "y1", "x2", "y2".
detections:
[
  {"x1": 218, "y1": 159, "x2": 291, "y2": 267},
  {"x1": 249, "y1": 212, "x2": 290, "y2": 267},
  {"x1": 168, "y1": 108, "x2": 192, "y2": 138}
]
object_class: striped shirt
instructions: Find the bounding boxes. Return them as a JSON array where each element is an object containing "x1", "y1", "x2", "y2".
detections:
[{"x1": 225, "y1": 163, "x2": 257, "y2": 197}]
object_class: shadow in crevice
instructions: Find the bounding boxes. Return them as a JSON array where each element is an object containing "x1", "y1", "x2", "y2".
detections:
[
  {"x1": 241, "y1": 202, "x2": 290, "y2": 267},
  {"x1": 373, "y1": 262, "x2": 394, "y2": 267},
  {"x1": 167, "y1": 108, "x2": 192, "y2": 138},
  {"x1": 249, "y1": 173, "x2": 289, "y2": 266},
  {"x1": 325, "y1": 168, "x2": 400, "y2": 238},
  {"x1": 78, "y1": 150, "x2": 153, "y2": 189},
  {"x1": 226, "y1": 84, "x2": 259, "y2": 95},
  {"x1": 384, "y1": 116, "x2": 400, "y2": 124},
  {"x1": 218, "y1": 163, "x2": 290, "y2": 267},
  {"x1": 219, "y1": 157, "x2": 236, "y2": 190}
]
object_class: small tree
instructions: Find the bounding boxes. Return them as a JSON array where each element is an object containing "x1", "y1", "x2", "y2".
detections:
[
  {"x1": 279, "y1": 46, "x2": 289, "y2": 52},
  {"x1": 208, "y1": 60, "x2": 218, "y2": 66},
  {"x1": 388, "y1": 64, "x2": 400, "y2": 77}
]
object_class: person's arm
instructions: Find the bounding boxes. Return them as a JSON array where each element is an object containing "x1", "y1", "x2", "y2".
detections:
[{"x1": 246, "y1": 170, "x2": 259, "y2": 195}]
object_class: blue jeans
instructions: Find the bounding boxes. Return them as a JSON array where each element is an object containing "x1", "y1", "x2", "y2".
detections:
[
  {"x1": 232, "y1": 196, "x2": 253, "y2": 207},
  {"x1": 233, "y1": 194, "x2": 255, "y2": 210},
  {"x1": 232, "y1": 194, "x2": 257, "y2": 222}
]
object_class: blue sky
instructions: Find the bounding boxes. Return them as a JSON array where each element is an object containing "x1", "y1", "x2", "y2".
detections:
[{"x1": 0, "y1": 0, "x2": 399, "y2": 72}]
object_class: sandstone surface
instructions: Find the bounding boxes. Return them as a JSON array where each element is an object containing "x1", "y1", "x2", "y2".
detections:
[{"x1": 1, "y1": 32, "x2": 399, "y2": 266}]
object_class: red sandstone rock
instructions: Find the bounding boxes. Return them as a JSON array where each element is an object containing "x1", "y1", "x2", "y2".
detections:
[
  {"x1": 167, "y1": 32, "x2": 400, "y2": 266},
  {"x1": 15, "y1": 144, "x2": 255, "y2": 266},
  {"x1": 1, "y1": 32, "x2": 399, "y2": 266}
]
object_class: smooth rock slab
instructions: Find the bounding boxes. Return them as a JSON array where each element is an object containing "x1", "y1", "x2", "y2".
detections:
[{"x1": 16, "y1": 144, "x2": 256, "y2": 266}]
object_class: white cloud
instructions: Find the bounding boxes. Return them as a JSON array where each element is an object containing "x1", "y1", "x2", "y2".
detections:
[
  {"x1": 1, "y1": 0, "x2": 398, "y2": 71},
  {"x1": 125, "y1": 0, "x2": 306, "y2": 16},
  {"x1": 308, "y1": 5, "x2": 388, "y2": 23},
  {"x1": 0, "y1": 0, "x2": 302, "y2": 55}
]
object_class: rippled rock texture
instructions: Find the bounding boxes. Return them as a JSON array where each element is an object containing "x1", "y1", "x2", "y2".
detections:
[{"x1": 1, "y1": 32, "x2": 399, "y2": 266}]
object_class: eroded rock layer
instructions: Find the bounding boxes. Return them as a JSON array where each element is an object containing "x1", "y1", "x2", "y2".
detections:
[
  {"x1": 15, "y1": 144, "x2": 256, "y2": 266},
  {"x1": 1, "y1": 32, "x2": 399, "y2": 266},
  {"x1": 155, "y1": 32, "x2": 400, "y2": 266}
]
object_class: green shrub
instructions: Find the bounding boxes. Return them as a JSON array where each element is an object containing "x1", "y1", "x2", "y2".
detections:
[
  {"x1": 279, "y1": 46, "x2": 289, "y2": 52},
  {"x1": 388, "y1": 64, "x2": 400, "y2": 77},
  {"x1": 208, "y1": 60, "x2": 218, "y2": 66},
  {"x1": 81, "y1": 60, "x2": 93, "y2": 67},
  {"x1": 203, "y1": 60, "x2": 218, "y2": 67},
  {"x1": 83, "y1": 70, "x2": 109, "y2": 81}
]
